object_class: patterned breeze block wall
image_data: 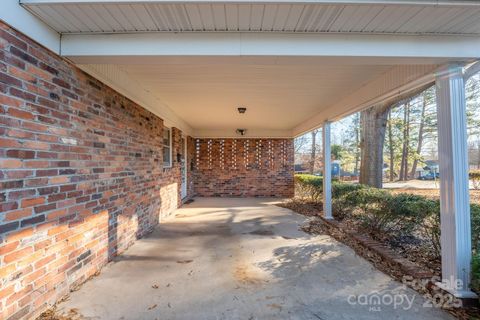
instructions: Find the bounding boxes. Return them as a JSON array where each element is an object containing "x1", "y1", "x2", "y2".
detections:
[
  {"x1": 0, "y1": 21, "x2": 193, "y2": 320},
  {"x1": 193, "y1": 138, "x2": 294, "y2": 197}
]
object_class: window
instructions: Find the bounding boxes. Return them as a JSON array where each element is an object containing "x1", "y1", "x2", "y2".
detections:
[{"x1": 163, "y1": 127, "x2": 172, "y2": 168}]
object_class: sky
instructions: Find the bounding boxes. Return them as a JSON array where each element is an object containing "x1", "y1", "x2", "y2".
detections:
[{"x1": 295, "y1": 114, "x2": 355, "y2": 153}]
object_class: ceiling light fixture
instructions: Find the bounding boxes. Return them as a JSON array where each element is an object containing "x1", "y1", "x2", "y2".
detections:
[
  {"x1": 237, "y1": 107, "x2": 247, "y2": 114},
  {"x1": 236, "y1": 129, "x2": 247, "y2": 136}
]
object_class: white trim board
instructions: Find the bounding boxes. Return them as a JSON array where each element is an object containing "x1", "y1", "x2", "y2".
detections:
[
  {"x1": 61, "y1": 32, "x2": 480, "y2": 60},
  {"x1": 0, "y1": 0, "x2": 60, "y2": 53}
]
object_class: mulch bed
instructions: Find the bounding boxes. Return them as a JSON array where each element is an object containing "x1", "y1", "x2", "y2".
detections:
[
  {"x1": 36, "y1": 309, "x2": 83, "y2": 320},
  {"x1": 278, "y1": 199, "x2": 480, "y2": 320}
]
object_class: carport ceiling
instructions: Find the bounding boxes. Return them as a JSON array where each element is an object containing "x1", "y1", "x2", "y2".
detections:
[
  {"x1": 18, "y1": 0, "x2": 478, "y2": 137},
  {"x1": 109, "y1": 60, "x2": 392, "y2": 131}
]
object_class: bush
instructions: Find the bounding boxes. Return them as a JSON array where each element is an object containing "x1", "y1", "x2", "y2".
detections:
[
  {"x1": 472, "y1": 253, "x2": 480, "y2": 293},
  {"x1": 410, "y1": 200, "x2": 479, "y2": 259},
  {"x1": 332, "y1": 182, "x2": 365, "y2": 199},
  {"x1": 418, "y1": 202, "x2": 480, "y2": 259},
  {"x1": 331, "y1": 183, "x2": 366, "y2": 220},
  {"x1": 342, "y1": 187, "x2": 390, "y2": 215},
  {"x1": 471, "y1": 204, "x2": 480, "y2": 253},
  {"x1": 387, "y1": 193, "x2": 435, "y2": 218},
  {"x1": 294, "y1": 174, "x2": 323, "y2": 201},
  {"x1": 294, "y1": 174, "x2": 341, "y2": 201},
  {"x1": 418, "y1": 206, "x2": 441, "y2": 258},
  {"x1": 388, "y1": 194, "x2": 439, "y2": 236},
  {"x1": 342, "y1": 187, "x2": 417, "y2": 236}
]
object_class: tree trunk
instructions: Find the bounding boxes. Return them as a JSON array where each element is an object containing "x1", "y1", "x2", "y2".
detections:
[
  {"x1": 309, "y1": 130, "x2": 317, "y2": 174},
  {"x1": 354, "y1": 113, "x2": 360, "y2": 175},
  {"x1": 399, "y1": 106, "x2": 406, "y2": 180},
  {"x1": 359, "y1": 105, "x2": 390, "y2": 188},
  {"x1": 410, "y1": 98, "x2": 426, "y2": 178},
  {"x1": 477, "y1": 141, "x2": 480, "y2": 169},
  {"x1": 358, "y1": 83, "x2": 433, "y2": 188},
  {"x1": 405, "y1": 104, "x2": 410, "y2": 179},
  {"x1": 388, "y1": 111, "x2": 395, "y2": 182},
  {"x1": 399, "y1": 103, "x2": 410, "y2": 181}
]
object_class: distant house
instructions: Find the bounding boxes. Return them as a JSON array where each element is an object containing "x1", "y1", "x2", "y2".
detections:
[
  {"x1": 416, "y1": 160, "x2": 439, "y2": 179},
  {"x1": 294, "y1": 164, "x2": 309, "y2": 174}
]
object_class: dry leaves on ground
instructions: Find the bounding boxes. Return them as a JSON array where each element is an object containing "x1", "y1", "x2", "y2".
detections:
[{"x1": 37, "y1": 308, "x2": 83, "y2": 320}]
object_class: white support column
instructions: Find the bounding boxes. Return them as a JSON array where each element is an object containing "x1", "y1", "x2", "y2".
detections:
[
  {"x1": 323, "y1": 121, "x2": 333, "y2": 219},
  {"x1": 436, "y1": 65, "x2": 476, "y2": 298}
]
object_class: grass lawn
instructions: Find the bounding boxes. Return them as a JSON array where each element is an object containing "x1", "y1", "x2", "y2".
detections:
[{"x1": 390, "y1": 188, "x2": 480, "y2": 205}]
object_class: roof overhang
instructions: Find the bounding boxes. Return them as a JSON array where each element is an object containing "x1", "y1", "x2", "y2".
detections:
[
  {"x1": 20, "y1": 0, "x2": 480, "y2": 35},
  {"x1": 2, "y1": 0, "x2": 479, "y2": 138},
  {"x1": 58, "y1": 31, "x2": 476, "y2": 138}
]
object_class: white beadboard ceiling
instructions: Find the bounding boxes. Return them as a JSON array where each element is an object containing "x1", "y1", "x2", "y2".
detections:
[
  {"x1": 111, "y1": 61, "x2": 391, "y2": 131},
  {"x1": 79, "y1": 61, "x2": 438, "y2": 137},
  {"x1": 20, "y1": 1, "x2": 480, "y2": 35}
]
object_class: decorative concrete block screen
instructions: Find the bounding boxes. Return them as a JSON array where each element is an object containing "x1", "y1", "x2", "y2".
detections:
[
  {"x1": 193, "y1": 138, "x2": 294, "y2": 197},
  {"x1": 0, "y1": 21, "x2": 192, "y2": 319}
]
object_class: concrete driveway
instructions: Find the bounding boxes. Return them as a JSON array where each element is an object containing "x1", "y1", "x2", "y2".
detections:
[{"x1": 56, "y1": 198, "x2": 453, "y2": 320}]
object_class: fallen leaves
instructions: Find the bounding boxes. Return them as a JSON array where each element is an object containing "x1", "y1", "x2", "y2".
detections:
[
  {"x1": 276, "y1": 199, "x2": 322, "y2": 217},
  {"x1": 37, "y1": 308, "x2": 82, "y2": 320},
  {"x1": 176, "y1": 260, "x2": 193, "y2": 264},
  {"x1": 267, "y1": 303, "x2": 283, "y2": 311}
]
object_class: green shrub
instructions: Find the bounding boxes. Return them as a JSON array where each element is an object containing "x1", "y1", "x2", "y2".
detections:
[
  {"x1": 343, "y1": 188, "x2": 409, "y2": 236},
  {"x1": 294, "y1": 174, "x2": 323, "y2": 201},
  {"x1": 295, "y1": 175, "x2": 362, "y2": 199},
  {"x1": 331, "y1": 182, "x2": 365, "y2": 199},
  {"x1": 342, "y1": 187, "x2": 389, "y2": 214},
  {"x1": 472, "y1": 253, "x2": 480, "y2": 293},
  {"x1": 295, "y1": 174, "x2": 323, "y2": 187},
  {"x1": 388, "y1": 194, "x2": 439, "y2": 236},
  {"x1": 387, "y1": 193, "x2": 434, "y2": 218},
  {"x1": 418, "y1": 205, "x2": 441, "y2": 258},
  {"x1": 331, "y1": 183, "x2": 366, "y2": 220},
  {"x1": 471, "y1": 204, "x2": 480, "y2": 253},
  {"x1": 414, "y1": 200, "x2": 479, "y2": 259}
]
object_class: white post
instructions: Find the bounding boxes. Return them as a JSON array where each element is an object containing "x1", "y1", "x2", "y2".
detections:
[
  {"x1": 436, "y1": 64, "x2": 476, "y2": 298},
  {"x1": 323, "y1": 121, "x2": 332, "y2": 219}
]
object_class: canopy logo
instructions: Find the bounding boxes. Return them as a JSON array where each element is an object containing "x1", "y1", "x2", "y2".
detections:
[
  {"x1": 347, "y1": 275, "x2": 464, "y2": 312},
  {"x1": 347, "y1": 290, "x2": 416, "y2": 312}
]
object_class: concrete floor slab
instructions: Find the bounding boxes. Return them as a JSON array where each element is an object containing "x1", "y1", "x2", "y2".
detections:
[{"x1": 57, "y1": 198, "x2": 454, "y2": 320}]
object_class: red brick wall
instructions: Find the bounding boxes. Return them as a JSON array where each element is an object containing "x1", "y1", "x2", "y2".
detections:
[
  {"x1": 193, "y1": 138, "x2": 294, "y2": 197},
  {"x1": 0, "y1": 21, "x2": 192, "y2": 320}
]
